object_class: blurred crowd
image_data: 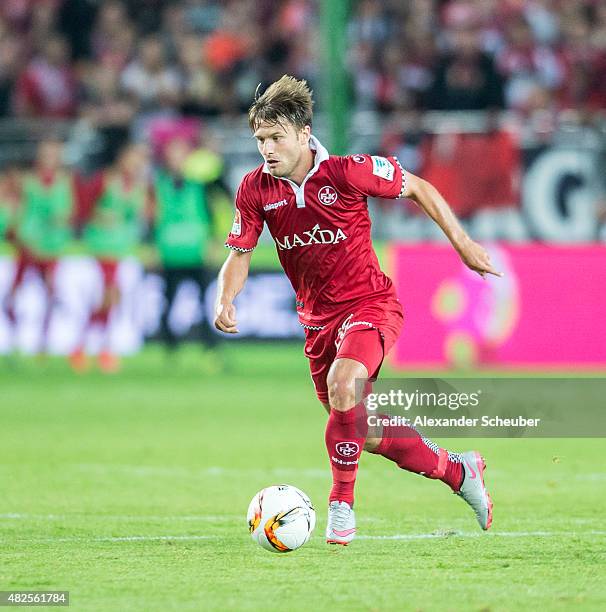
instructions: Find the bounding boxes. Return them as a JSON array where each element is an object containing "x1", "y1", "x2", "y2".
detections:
[
  {"x1": 0, "y1": 0, "x2": 317, "y2": 124},
  {"x1": 350, "y1": 0, "x2": 606, "y2": 118},
  {"x1": 0, "y1": 0, "x2": 604, "y2": 126}
]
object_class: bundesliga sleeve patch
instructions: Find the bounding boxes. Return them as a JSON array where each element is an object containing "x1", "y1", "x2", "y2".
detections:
[
  {"x1": 371, "y1": 156, "x2": 395, "y2": 181},
  {"x1": 231, "y1": 208, "x2": 241, "y2": 236}
]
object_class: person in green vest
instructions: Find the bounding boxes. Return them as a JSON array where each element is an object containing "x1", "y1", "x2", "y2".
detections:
[
  {"x1": 6, "y1": 139, "x2": 76, "y2": 354},
  {"x1": 182, "y1": 144, "x2": 234, "y2": 241},
  {"x1": 154, "y1": 137, "x2": 219, "y2": 358},
  {"x1": 70, "y1": 142, "x2": 149, "y2": 373}
]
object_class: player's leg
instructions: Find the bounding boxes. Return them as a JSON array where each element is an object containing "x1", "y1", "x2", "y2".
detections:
[
  {"x1": 71, "y1": 259, "x2": 102, "y2": 371},
  {"x1": 321, "y1": 400, "x2": 380, "y2": 450},
  {"x1": 71, "y1": 259, "x2": 118, "y2": 372},
  {"x1": 306, "y1": 327, "x2": 367, "y2": 495},
  {"x1": 96, "y1": 260, "x2": 121, "y2": 372},
  {"x1": 193, "y1": 265, "x2": 220, "y2": 351},
  {"x1": 323, "y1": 356, "x2": 369, "y2": 545},
  {"x1": 4, "y1": 251, "x2": 28, "y2": 346},
  {"x1": 159, "y1": 266, "x2": 181, "y2": 352},
  {"x1": 354, "y1": 330, "x2": 465, "y2": 493},
  {"x1": 325, "y1": 356, "x2": 369, "y2": 502},
  {"x1": 369, "y1": 429, "x2": 492, "y2": 529},
  {"x1": 304, "y1": 324, "x2": 359, "y2": 545},
  {"x1": 341, "y1": 325, "x2": 492, "y2": 530},
  {"x1": 305, "y1": 324, "x2": 388, "y2": 544},
  {"x1": 38, "y1": 258, "x2": 58, "y2": 355},
  {"x1": 334, "y1": 326, "x2": 492, "y2": 528},
  {"x1": 321, "y1": 386, "x2": 463, "y2": 489}
]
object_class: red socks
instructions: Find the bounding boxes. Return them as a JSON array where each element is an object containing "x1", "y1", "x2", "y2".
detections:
[
  {"x1": 90, "y1": 308, "x2": 110, "y2": 327},
  {"x1": 325, "y1": 406, "x2": 464, "y2": 506},
  {"x1": 325, "y1": 404, "x2": 368, "y2": 505},
  {"x1": 370, "y1": 424, "x2": 463, "y2": 491}
]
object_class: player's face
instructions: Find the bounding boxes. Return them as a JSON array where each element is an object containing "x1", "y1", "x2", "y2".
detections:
[
  {"x1": 164, "y1": 138, "x2": 191, "y2": 174},
  {"x1": 254, "y1": 121, "x2": 310, "y2": 179},
  {"x1": 119, "y1": 144, "x2": 148, "y2": 176},
  {"x1": 36, "y1": 141, "x2": 63, "y2": 171}
]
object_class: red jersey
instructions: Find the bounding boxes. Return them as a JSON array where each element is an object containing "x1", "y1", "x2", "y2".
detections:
[{"x1": 225, "y1": 136, "x2": 407, "y2": 328}]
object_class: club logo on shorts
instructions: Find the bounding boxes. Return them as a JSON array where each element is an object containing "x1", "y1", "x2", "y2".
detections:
[
  {"x1": 336, "y1": 442, "x2": 359, "y2": 457},
  {"x1": 318, "y1": 185, "x2": 338, "y2": 205},
  {"x1": 335, "y1": 314, "x2": 375, "y2": 350}
]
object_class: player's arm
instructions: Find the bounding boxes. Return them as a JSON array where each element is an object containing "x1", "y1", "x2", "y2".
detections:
[
  {"x1": 404, "y1": 173, "x2": 503, "y2": 278},
  {"x1": 214, "y1": 249, "x2": 252, "y2": 334},
  {"x1": 217, "y1": 177, "x2": 264, "y2": 333}
]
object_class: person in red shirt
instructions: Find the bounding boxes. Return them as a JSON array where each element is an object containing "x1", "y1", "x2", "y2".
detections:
[
  {"x1": 5, "y1": 138, "x2": 78, "y2": 355},
  {"x1": 214, "y1": 76, "x2": 501, "y2": 546},
  {"x1": 14, "y1": 35, "x2": 77, "y2": 118},
  {"x1": 70, "y1": 142, "x2": 149, "y2": 373}
]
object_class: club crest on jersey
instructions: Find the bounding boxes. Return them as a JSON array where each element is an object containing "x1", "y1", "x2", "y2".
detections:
[
  {"x1": 318, "y1": 185, "x2": 338, "y2": 205},
  {"x1": 231, "y1": 208, "x2": 241, "y2": 236},
  {"x1": 274, "y1": 223, "x2": 347, "y2": 251}
]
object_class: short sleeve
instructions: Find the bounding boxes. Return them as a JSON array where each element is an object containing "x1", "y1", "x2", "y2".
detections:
[
  {"x1": 225, "y1": 180, "x2": 264, "y2": 252},
  {"x1": 339, "y1": 154, "x2": 407, "y2": 200}
]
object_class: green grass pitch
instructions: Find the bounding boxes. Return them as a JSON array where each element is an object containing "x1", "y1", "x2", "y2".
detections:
[{"x1": 1, "y1": 344, "x2": 605, "y2": 611}]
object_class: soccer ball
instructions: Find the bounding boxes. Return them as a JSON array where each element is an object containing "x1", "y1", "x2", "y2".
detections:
[{"x1": 247, "y1": 484, "x2": 316, "y2": 553}]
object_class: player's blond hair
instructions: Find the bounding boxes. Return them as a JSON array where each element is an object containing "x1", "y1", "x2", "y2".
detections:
[{"x1": 248, "y1": 75, "x2": 314, "y2": 132}]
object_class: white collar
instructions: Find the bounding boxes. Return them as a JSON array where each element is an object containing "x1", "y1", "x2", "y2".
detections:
[{"x1": 262, "y1": 135, "x2": 329, "y2": 176}]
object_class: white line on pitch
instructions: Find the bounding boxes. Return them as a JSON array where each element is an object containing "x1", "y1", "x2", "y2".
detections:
[
  {"x1": 358, "y1": 530, "x2": 606, "y2": 540},
  {"x1": 4, "y1": 530, "x2": 606, "y2": 545},
  {"x1": 0, "y1": 513, "x2": 241, "y2": 521},
  {"x1": 3, "y1": 535, "x2": 220, "y2": 544},
  {"x1": 0, "y1": 513, "x2": 384, "y2": 523},
  {"x1": 75, "y1": 464, "x2": 328, "y2": 478}
]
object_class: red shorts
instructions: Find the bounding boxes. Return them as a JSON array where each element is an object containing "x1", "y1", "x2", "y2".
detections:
[
  {"x1": 303, "y1": 298, "x2": 404, "y2": 404},
  {"x1": 12, "y1": 249, "x2": 57, "y2": 288},
  {"x1": 98, "y1": 259, "x2": 120, "y2": 289}
]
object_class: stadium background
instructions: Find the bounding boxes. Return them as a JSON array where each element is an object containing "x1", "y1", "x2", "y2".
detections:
[{"x1": 2, "y1": 1, "x2": 605, "y2": 611}]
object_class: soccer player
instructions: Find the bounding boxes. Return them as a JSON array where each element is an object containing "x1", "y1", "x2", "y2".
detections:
[
  {"x1": 154, "y1": 137, "x2": 219, "y2": 359},
  {"x1": 214, "y1": 76, "x2": 500, "y2": 545},
  {"x1": 71, "y1": 142, "x2": 149, "y2": 372},
  {"x1": 6, "y1": 139, "x2": 75, "y2": 354}
]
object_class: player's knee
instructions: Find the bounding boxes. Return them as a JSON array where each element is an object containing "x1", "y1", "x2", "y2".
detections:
[
  {"x1": 364, "y1": 437, "x2": 381, "y2": 452},
  {"x1": 327, "y1": 371, "x2": 356, "y2": 411}
]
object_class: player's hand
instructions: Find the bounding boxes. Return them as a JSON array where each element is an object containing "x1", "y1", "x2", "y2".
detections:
[
  {"x1": 456, "y1": 238, "x2": 503, "y2": 278},
  {"x1": 214, "y1": 302, "x2": 239, "y2": 334}
]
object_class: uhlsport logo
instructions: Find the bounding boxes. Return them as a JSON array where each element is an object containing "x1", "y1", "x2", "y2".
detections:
[
  {"x1": 351, "y1": 154, "x2": 366, "y2": 164},
  {"x1": 263, "y1": 198, "x2": 288, "y2": 212},
  {"x1": 336, "y1": 442, "x2": 359, "y2": 457},
  {"x1": 318, "y1": 185, "x2": 338, "y2": 205},
  {"x1": 274, "y1": 223, "x2": 347, "y2": 251}
]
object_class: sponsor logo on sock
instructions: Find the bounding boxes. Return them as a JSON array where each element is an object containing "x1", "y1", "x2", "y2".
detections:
[
  {"x1": 464, "y1": 459, "x2": 477, "y2": 479},
  {"x1": 331, "y1": 456, "x2": 358, "y2": 466},
  {"x1": 336, "y1": 442, "x2": 359, "y2": 457}
]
